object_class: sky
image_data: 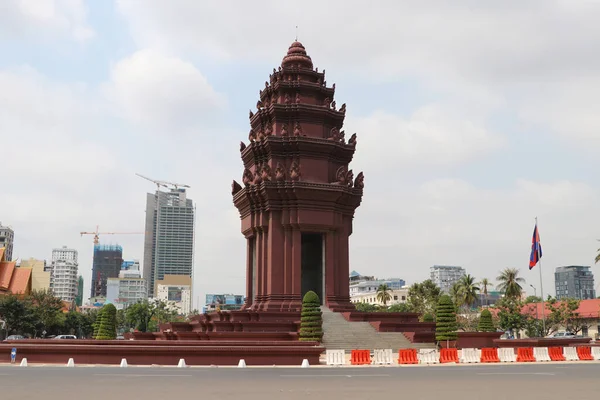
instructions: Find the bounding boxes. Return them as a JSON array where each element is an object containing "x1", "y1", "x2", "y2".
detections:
[{"x1": 1, "y1": 0, "x2": 599, "y2": 307}]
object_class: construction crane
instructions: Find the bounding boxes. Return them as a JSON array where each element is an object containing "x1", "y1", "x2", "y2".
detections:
[
  {"x1": 135, "y1": 173, "x2": 191, "y2": 190},
  {"x1": 80, "y1": 225, "x2": 145, "y2": 245}
]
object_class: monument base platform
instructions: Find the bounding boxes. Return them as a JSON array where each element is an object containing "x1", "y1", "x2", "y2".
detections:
[{"x1": 0, "y1": 340, "x2": 323, "y2": 366}]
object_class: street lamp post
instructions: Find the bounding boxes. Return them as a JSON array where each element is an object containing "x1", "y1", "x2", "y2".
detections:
[{"x1": 530, "y1": 284, "x2": 540, "y2": 335}]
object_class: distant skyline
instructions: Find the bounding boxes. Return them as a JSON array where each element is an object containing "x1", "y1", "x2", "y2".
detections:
[{"x1": 1, "y1": 1, "x2": 599, "y2": 306}]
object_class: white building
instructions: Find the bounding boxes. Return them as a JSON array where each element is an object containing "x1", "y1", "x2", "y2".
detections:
[
  {"x1": 105, "y1": 259, "x2": 147, "y2": 310},
  {"x1": 0, "y1": 222, "x2": 14, "y2": 261},
  {"x1": 156, "y1": 281, "x2": 191, "y2": 315},
  {"x1": 351, "y1": 287, "x2": 409, "y2": 306},
  {"x1": 50, "y1": 246, "x2": 78, "y2": 302},
  {"x1": 430, "y1": 265, "x2": 466, "y2": 294}
]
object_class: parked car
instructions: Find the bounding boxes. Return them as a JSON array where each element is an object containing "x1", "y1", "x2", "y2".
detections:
[
  {"x1": 547, "y1": 331, "x2": 576, "y2": 339},
  {"x1": 4, "y1": 335, "x2": 25, "y2": 341},
  {"x1": 53, "y1": 335, "x2": 77, "y2": 339}
]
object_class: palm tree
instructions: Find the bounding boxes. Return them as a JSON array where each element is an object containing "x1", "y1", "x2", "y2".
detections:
[
  {"x1": 376, "y1": 284, "x2": 392, "y2": 306},
  {"x1": 456, "y1": 274, "x2": 480, "y2": 308},
  {"x1": 480, "y1": 278, "x2": 490, "y2": 306},
  {"x1": 595, "y1": 240, "x2": 600, "y2": 264},
  {"x1": 496, "y1": 268, "x2": 525, "y2": 298}
]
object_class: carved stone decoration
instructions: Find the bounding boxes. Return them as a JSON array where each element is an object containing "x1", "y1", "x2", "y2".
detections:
[
  {"x1": 293, "y1": 121, "x2": 302, "y2": 136},
  {"x1": 248, "y1": 129, "x2": 257, "y2": 142},
  {"x1": 256, "y1": 100, "x2": 263, "y2": 109},
  {"x1": 315, "y1": 67, "x2": 318, "y2": 73},
  {"x1": 348, "y1": 133, "x2": 357, "y2": 146},
  {"x1": 284, "y1": 93, "x2": 291, "y2": 104},
  {"x1": 323, "y1": 97, "x2": 330, "y2": 108},
  {"x1": 254, "y1": 169, "x2": 263, "y2": 184},
  {"x1": 295, "y1": 92, "x2": 301, "y2": 104},
  {"x1": 346, "y1": 169, "x2": 354, "y2": 188},
  {"x1": 261, "y1": 164, "x2": 272, "y2": 181},
  {"x1": 331, "y1": 101, "x2": 336, "y2": 110},
  {"x1": 329, "y1": 127, "x2": 340, "y2": 141},
  {"x1": 271, "y1": 94, "x2": 278, "y2": 105},
  {"x1": 278, "y1": 66, "x2": 282, "y2": 71},
  {"x1": 257, "y1": 128, "x2": 266, "y2": 141},
  {"x1": 273, "y1": 68, "x2": 276, "y2": 74},
  {"x1": 240, "y1": 141, "x2": 246, "y2": 151},
  {"x1": 340, "y1": 103, "x2": 346, "y2": 113},
  {"x1": 249, "y1": 110, "x2": 254, "y2": 118},
  {"x1": 354, "y1": 172, "x2": 364, "y2": 189},
  {"x1": 265, "y1": 81, "x2": 269, "y2": 89},
  {"x1": 280, "y1": 123, "x2": 288, "y2": 137},
  {"x1": 231, "y1": 180, "x2": 242, "y2": 195},
  {"x1": 317, "y1": 77, "x2": 322, "y2": 85},
  {"x1": 289, "y1": 161, "x2": 301, "y2": 181},
  {"x1": 339, "y1": 130, "x2": 346, "y2": 143},
  {"x1": 333, "y1": 166, "x2": 348, "y2": 185},
  {"x1": 242, "y1": 168, "x2": 254, "y2": 186},
  {"x1": 274, "y1": 162, "x2": 286, "y2": 181},
  {"x1": 265, "y1": 124, "x2": 273, "y2": 137},
  {"x1": 333, "y1": 83, "x2": 336, "y2": 90}
]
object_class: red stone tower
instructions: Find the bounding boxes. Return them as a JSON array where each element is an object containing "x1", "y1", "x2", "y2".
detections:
[{"x1": 232, "y1": 42, "x2": 364, "y2": 312}]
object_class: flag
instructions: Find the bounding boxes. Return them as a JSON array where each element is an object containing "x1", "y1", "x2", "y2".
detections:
[{"x1": 529, "y1": 223, "x2": 542, "y2": 269}]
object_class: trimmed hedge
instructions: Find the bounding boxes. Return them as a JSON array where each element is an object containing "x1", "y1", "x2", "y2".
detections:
[
  {"x1": 423, "y1": 313, "x2": 434, "y2": 323},
  {"x1": 95, "y1": 303, "x2": 117, "y2": 340},
  {"x1": 298, "y1": 291, "x2": 323, "y2": 342},
  {"x1": 435, "y1": 295, "x2": 458, "y2": 341},
  {"x1": 477, "y1": 309, "x2": 495, "y2": 332}
]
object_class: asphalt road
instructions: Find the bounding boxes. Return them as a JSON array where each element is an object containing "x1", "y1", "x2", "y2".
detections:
[{"x1": 1, "y1": 363, "x2": 598, "y2": 400}]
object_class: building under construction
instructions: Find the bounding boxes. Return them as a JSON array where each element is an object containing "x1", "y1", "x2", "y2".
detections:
[
  {"x1": 91, "y1": 244, "x2": 123, "y2": 298},
  {"x1": 141, "y1": 182, "x2": 195, "y2": 298}
]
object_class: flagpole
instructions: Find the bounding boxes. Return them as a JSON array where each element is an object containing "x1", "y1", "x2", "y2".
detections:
[{"x1": 536, "y1": 216, "x2": 546, "y2": 336}]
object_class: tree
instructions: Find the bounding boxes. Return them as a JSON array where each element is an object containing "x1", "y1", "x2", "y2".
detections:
[
  {"x1": 95, "y1": 304, "x2": 117, "y2": 340},
  {"x1": 524, "y1": 295, "x2": 542, "y2": 304},
  {"x1": 298, "y1": 291, "x2": 323, "y2": 342},
  {"x1": 455, "y1": 274, "x2": 480, "y2": 308},
  {"x1": 407, "y1": 280, "x2": 441, "y2": 317},
  {"x1": 92, "y1": 308, "x2": 104, "y2": 338},
  {"x1": 478, "y1": 309, "x2": 495, "y2": 332},
  {"x1": 0, "y1": 295, "x2": 37, "y2": 336},
  {"x1": 496, "y1": 268, "x2": 525, "y2": 298},
  {"x1": 29, "y1": 289, "x2": 65, "y2": 337},
  {"x1": 422, "y1": 313, "x2": 434, "y2": 323},
  {"x1": 546, "y1": 297, "x2": 584, "y2": 335},
  {"x1": 435, "y1": 295, "x2": 458, "y2": 342},
  {"x1": 354, "y1": 302, "x2": 378, "y2": 312},
  {"x1": 596, "y1": 239, "x2": 600, "y2": 264},
  {"x1": 496, "y1": 297, "x2": 526, "y2": 337},
  {"x1": 125, "y1": 299, "x2": 179, "y2": 332},
  {"x1": 387, "y1": 303, "x2": 413, "y2": 313},
  {"x1": 480, "y1": 278, "x2": 490, "y2": 305},
  {"x1": 376, "y1": 284, "x2": 392, "y2": 306}
]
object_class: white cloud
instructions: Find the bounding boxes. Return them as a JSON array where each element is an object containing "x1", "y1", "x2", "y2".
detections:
[
  {"x1": 0, "y1": 0, "x2": 94, "y2": 41},
  {"x1": 349, "y1": 104, "x2": 504, "y2": 172},
  {"x1": 102, "y1": 49, "x2": 226, "y2": 133}
]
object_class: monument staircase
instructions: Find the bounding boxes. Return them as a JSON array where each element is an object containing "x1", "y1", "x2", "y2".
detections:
[{"x1": 321, "y1": 307, "x2": 436, "y2": 352}]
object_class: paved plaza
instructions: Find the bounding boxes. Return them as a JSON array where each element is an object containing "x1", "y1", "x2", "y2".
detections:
[{"x1": 1, "y1": 363, "x2": 599, "y2": 400}]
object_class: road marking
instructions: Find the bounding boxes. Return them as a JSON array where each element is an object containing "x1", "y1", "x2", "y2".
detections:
[
  {"x1": 477, "y1": 372, "x2": 555, "y2": 376},
  {"x1": 280, "y1": 374, "x2": 390, "y2": 378},
  {"x1": 94, "y1": 374, "x2": 191, "y2": 377}
]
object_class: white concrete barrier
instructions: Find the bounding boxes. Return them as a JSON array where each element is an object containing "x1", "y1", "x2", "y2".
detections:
[
  {"x1": 67, "y1": 358, "x2": 75, "y2": 367},
  {"x1": 237, "y1": 359, "x2": 247, "y2": 368},
  {"x1": 460, "y1": 348, "x2": 480, "y2": 364},
  {"x1": 372, "y1": 349, "x2": 394, "y2": 365},
  {"x1": 119, "y1": 358, "x2": 128, "y2": 368},
  {"x1": 19, "y1": 358, "x2": 28, "y2": 367},
  {"x1": 325, "y1": 349, "x2": 346, "y2": 366},
  {"x1": 301, "y1": 359, "x2": 310, "y2": 368},
  {"x1": 418, "y1": 349, "x2": 440, "y2": 364},
  {"x1": 177, "y1": 359, "x2": 187, "y2": 368},
  {"x1": 498, "y1": 348, "x2": 516, "y2": 363},
  {"x1": 563, "y1": 347, "x2": 579, "y2": 361},
  {"x1": 533, "y1": 347, "x2": 551, "y2": 362},
  {"x1": 591, "y1": 347, "x2": 600, "y2": 361}
]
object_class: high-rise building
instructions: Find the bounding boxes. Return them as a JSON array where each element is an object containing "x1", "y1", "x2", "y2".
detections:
[
  {"x1": 50, "y1": 246, "x2": 79, "y2": 302},
  {"x1": 75, "y1": 276, "x2": 84, "y2": 307},
  {"x1": 143, "y1": 188, "x2": 195, "y2": 297},
  {"x1": 19, "y1": 258, "x2": 51, "y2": 291},
  {"x1": 91, "y1": 244, "x2": 123, "y2": 298},
  {"x1": 555, "y1": 265, "x2": 596, "y2": 300},
  {"x1": 430, "y1": 265, "x2": 466, "y2": 294},
  {"x1": 106, "y1": 259, "x2": 147, "y2": 310},
  {"x1": 0, "y1": 222, "x2": 14, "y2": 261}
]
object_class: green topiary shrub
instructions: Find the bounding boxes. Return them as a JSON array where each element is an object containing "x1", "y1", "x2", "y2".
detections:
[
  {"x1": 92, "y1": 308, "x2": 104, "y2": 339},
  {"x1": 298, "y1": 291, "x2": 323, "y2": 342},
  {"x1": 95, "y1": 304, "x2": 117, "y2": 340},
  {"x1": 423, "y1": 313, "x2": 434, "y2": 323},
  {"x1": 435, "y1": 295, "x2": 458, "y2": 342},
  {"x1": 477, "y1": 309, "x2": 495, "y2": 332}
]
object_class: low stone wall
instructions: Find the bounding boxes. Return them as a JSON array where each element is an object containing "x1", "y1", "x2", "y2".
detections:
[
  {"x1": 0, "y1": 342, "x2": 323, "y2": 366},
  {"x1": 457, "y1": 332, "x2": 503, "y2": 349},
  {"x1": 493, "y1": 337, "x2": 591, "y2": 348},
  {"x1": 130, "y1": 331, "x2": 299, "y2": 341}
]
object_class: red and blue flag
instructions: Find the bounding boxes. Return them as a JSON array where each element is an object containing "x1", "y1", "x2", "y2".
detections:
[{"x1": 529, "y1": 224, "x2": 542, "y2": 269}]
